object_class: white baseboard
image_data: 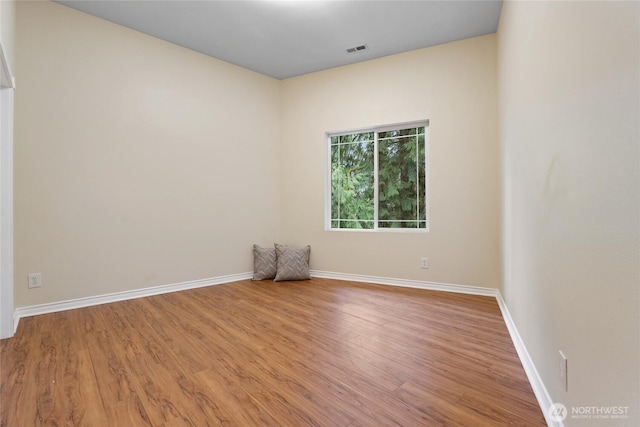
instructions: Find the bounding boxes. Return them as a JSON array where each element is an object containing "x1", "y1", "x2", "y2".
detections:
[
  {"x1": 495, "y1": 293, "x2": 560, "y2": 427},
  {"x1": 310, "y1": 270, "x2": 499, "y2": 297},
  {"x1": 13, "y1": 272, "x2": 253, "y2": 331},
  {"x1": 12, "y1": 269, "x2": 553, "y2": 426}
]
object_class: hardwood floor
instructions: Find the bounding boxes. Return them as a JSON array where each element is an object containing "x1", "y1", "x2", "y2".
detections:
[{"x1": 0, "y1": 278, "x2": 546, "y2": 426}]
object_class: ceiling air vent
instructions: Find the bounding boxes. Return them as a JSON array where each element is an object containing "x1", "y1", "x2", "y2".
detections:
[{"x1": 346, "y1": 44, "x2": 368, "y2": 54}]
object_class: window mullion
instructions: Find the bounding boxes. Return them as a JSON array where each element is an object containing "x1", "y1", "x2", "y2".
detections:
[
  {"x1": 337, "y1": 140, "x2": 341, "y2": 227},
  {"x1": 374, "y1": 131, "x2": 379, "y2": 230},
  {"x1": 416, "y1": 129, "x2": 419, "y2": 224}
]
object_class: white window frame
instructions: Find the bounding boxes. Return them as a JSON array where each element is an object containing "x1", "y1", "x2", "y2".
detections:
[{"x1": 325, "y1": 120, "x2": 430, "y2": 233}]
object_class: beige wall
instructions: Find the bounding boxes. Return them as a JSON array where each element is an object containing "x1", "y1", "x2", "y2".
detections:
[
  {"x1": 15, "y1": 1, "x2": 281, "y2": 307},
  {"x1": 498, "y1": 1, "x2": 639, "y2": 424},
  {"x1": 280, "y1": 34, "x2": 501, "y2": 288}
]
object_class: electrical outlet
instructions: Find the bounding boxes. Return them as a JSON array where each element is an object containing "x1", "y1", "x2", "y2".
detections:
[
  {"x1": 420, "y1": 257, "x2": 429, "y2": 269},
  {"x1": 28, "y1": 273, "x2": 42, "y2": 289},
  {"x1": 559, "y1": 351, "x2": 568, "y2": 391}
]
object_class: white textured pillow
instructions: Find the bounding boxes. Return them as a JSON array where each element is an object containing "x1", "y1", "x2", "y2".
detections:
[
  {"x1": 274, "y1": 243, "x2": 311, "y2": 282},
  {"x1": 253, "y1": 244, "x2": 277, "y2": 280}
]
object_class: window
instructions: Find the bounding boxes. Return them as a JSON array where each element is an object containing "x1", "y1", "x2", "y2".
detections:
[{"x1": 327, "y1": 121, "x2": 429, "y2": 231}]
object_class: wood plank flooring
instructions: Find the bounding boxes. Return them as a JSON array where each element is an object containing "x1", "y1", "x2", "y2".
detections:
[{"x1": 0, "y1": 278, "x2": 546, "y2": 426}]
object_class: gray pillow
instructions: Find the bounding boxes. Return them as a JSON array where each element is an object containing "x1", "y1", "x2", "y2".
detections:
[
  {"x1": 274, "y1": 243, "x2": 311, "y2": 282},
  {"x1": 252, "y1": 244, "x2": 277, "y2": 280}
]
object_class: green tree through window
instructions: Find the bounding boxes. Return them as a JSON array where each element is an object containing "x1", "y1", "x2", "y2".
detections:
[{"x1": 329, "y1": 123, "x2": 428, "y2": 230}]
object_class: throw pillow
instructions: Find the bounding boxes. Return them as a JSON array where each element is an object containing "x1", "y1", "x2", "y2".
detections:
[
  {"x1": 252, "y1": 244, "x2": 277, "y2": 280},
  {"x1": 274, "y1": 243, "x2": 311, "y2": 282}
]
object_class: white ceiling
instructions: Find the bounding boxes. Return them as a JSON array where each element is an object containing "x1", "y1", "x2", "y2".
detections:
[{"x1": 55, "y1": 0, "x2": 503, "y2": 80}]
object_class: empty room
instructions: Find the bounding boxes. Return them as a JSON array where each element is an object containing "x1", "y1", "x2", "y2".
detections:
[{"x1": 0, "y1": 0, "x2": 638, "y2": 426}]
